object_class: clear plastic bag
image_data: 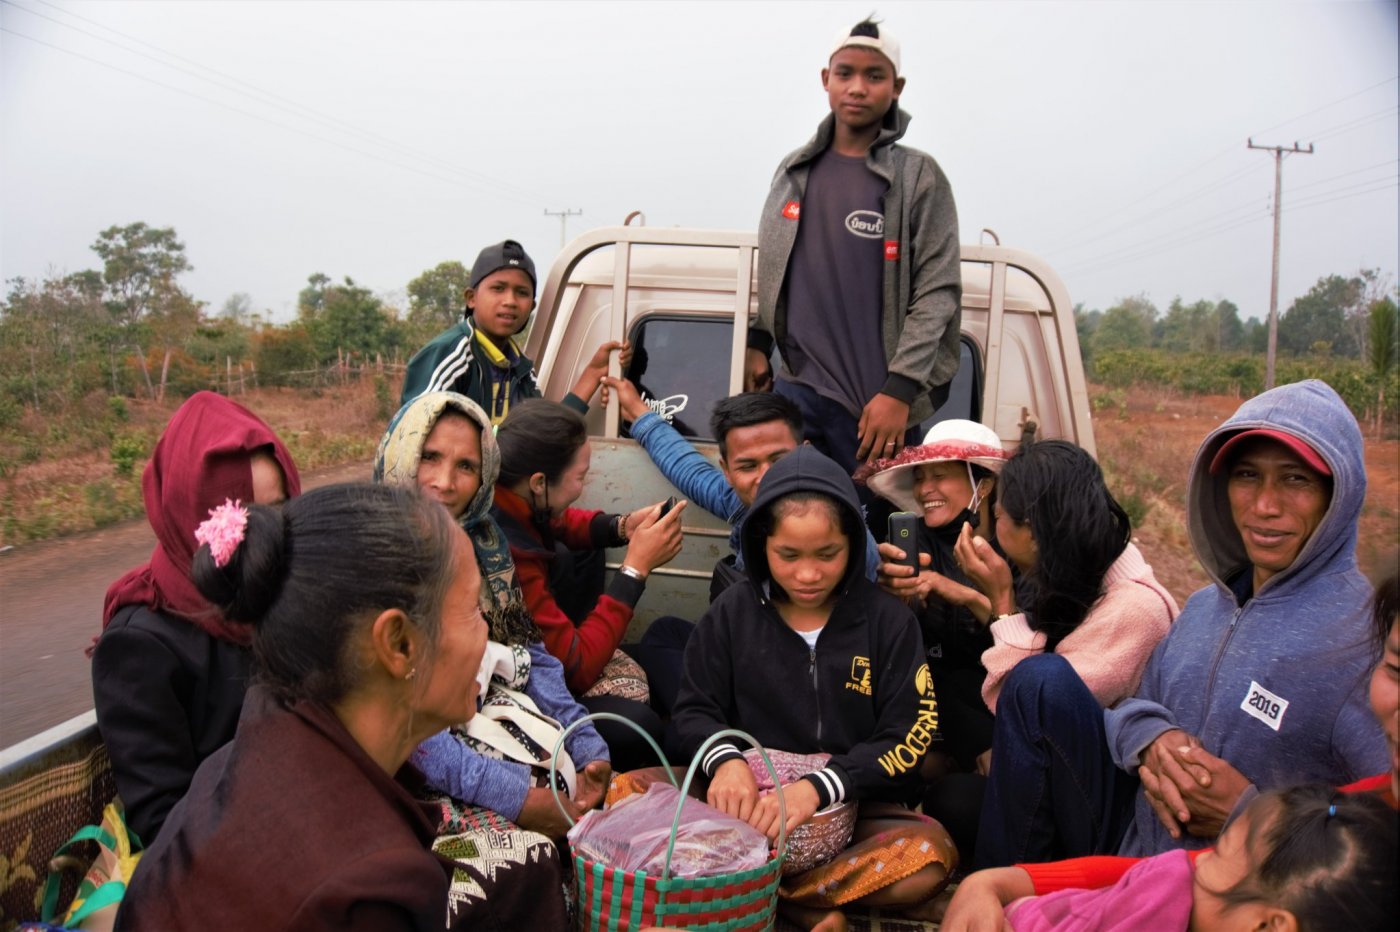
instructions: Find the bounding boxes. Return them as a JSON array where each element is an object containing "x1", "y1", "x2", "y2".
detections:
[{"x1": 567, "y1": 782, "x2": 770, "y2": 878}]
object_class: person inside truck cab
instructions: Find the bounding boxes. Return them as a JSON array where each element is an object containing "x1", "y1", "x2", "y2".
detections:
[
  {"x1": 375, "y1": 391, "x2": 611, "y2": 853},
  {"x1": 399, "y1": 238, "x2": 628, "y2": 423},
  {"x1": 492, "y1": 399, "x2": 687, "y2": 770},
  {"x1": 118, "y1": 484, "x2": 491, "y2": 930},
  {"x1": 600, "y1": 380, "x2": 882, "y2": 600},
  {"x1": 747, "y1": 17, "x2": 961, "y2": 478},
  {"x1": 92, "y1": 391, "x2": 300, "y2": 844},
  {"x1": 974, "y1": 380, "x2": 1388, "y2": 870}
]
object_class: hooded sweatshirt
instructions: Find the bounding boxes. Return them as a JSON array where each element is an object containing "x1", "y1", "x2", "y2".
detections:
[
  {"x1": 1105, "y1": 380, "x2": 1386, "y2": 856},
  {"x1": 673, "y1": 446, "x2": 933, "y2": 810},
  {"x1": 93, "y1": 391, "x2": 302, "y2": 843},
  {"x1": 752, "y1": 108, "x2": 961, "y2": 426}
]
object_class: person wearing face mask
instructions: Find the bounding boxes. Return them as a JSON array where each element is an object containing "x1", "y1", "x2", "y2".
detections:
[
  {"x1": 862, "y1": 420, "x2": 1009, "y2": 772},
  {"x1": 491, "y1": 399, "x2": 686, "y2": 770}
]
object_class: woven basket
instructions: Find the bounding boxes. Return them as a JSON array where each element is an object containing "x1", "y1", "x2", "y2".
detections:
[{"x1": 553, "y1": 714, "x2": 788, "y2": 931}]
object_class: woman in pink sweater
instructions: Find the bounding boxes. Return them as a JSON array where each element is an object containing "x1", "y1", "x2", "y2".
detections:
[
  {"x1": 948, "y1": 441, "x2": 1178, "y2": 868},
  {"x1": 956, "y1": 440, "x2": 1178, "y2": 713}
]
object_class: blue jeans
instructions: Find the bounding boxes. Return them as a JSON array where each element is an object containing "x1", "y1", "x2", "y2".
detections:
[{"x1": 973, "y1": 653, "x2": 1138, "y2": 868}]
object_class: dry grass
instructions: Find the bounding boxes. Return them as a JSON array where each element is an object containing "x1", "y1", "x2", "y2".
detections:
[
  {"x1": 4, "y1": 379, "x2": 1397, "y2": 592},
  {"x1": 0, "y1": 377, "x2": 393, "y2": 546}
]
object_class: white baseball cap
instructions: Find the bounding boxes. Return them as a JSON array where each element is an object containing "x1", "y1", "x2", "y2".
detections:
[{"x1": 830, "y1": 19, "x2": 901, "y2": 75}]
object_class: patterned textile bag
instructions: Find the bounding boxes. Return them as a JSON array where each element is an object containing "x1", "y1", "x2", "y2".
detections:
[
  {"x1": 580, "y1": 650, "x2": 650, "y2": 703},
  {"x1": 742, "y1": 749, "x2": 856, "y2": 876},
  {"x1": 552, "y1": 713, "x2": 787, "y2": 931},
  {"x1": 39, "y1": 800, "x2": 142, "y2": 932},
  {"x1": 429, "y1": 799, "x2": 569, "y2": 929},
  {"x1": 456, "y1": 641, "x2": 576, "y2": 795}
]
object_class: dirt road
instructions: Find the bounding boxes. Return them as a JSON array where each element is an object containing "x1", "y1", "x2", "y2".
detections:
[{"x1": 0, "y1": 462, "x2": 370, "y2": 747}]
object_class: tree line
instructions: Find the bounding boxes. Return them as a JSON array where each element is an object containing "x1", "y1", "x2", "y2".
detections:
[
  {"x1": 1076, "y1": 269, "x2": 1396, "y2": 363},
  {"x1": 1075, "y1": 272, "x2": 1399, "y2": 425},
  {"x1": 0, "y1": 223, "x2": 477, "y2": 424},
  {"x1": 3, "y1": 222, "x2": 1396, "y2": 428}
]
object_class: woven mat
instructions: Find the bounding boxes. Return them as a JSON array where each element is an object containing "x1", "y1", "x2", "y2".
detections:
[{"x1": 772, "y1": 882, "x2": 957, "y2": 931}]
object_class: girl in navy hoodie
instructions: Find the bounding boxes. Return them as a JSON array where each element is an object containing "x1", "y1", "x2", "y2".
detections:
[{"x1": 673, "y1": 446, "x2": 957, "y2": 930}]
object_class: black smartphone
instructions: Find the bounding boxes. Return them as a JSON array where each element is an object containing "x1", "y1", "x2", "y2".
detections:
[
  {"x1": 658, "y1": 496, "x2": 678, "y2": 519},
  {"x1": 887, "y1": 512, "x2": 921, "y2": 573}
]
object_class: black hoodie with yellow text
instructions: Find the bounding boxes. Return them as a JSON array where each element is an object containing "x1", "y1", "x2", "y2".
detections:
[{"x1": 673, "y1": 446, "x2": 934, "y2": 809}]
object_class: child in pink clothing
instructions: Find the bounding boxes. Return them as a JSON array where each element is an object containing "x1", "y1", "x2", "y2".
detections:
[{"x1": 941, "y1": 782, "x2": 1396, "y2": 931}]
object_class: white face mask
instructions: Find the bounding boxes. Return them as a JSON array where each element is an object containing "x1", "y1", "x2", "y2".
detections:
[{"x1": 963, "y1": 462, "x2": 986, "y2": 529}]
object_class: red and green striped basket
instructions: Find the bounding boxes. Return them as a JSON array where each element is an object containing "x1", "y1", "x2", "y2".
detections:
[{"x1": 553, "y1": 714, "x2": 788, "y2": 931}]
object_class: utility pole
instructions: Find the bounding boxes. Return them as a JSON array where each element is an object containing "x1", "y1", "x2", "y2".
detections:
[
  {"x1": 544, "y1": 208, "x2": 582, "y2": 248},
  {"x1": 1247, "y1": 139, "x2": 1314, "y2": 390}
]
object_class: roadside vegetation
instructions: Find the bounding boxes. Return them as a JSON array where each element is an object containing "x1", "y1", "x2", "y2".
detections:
[{"x1": 3, "y1": 222, "x2": 1397, "y2": 564}]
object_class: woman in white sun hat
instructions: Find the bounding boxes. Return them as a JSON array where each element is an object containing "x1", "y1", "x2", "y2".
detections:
[{"x1": 860, "y1": 418, "x2": 1010, "y2": 777}]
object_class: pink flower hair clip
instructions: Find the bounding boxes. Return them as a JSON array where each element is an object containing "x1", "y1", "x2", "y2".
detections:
[{"x1": 195, "y1": 498, "x2": 249, "y2": 568}]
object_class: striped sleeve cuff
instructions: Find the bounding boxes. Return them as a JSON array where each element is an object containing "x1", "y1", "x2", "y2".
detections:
[
  {"x1": 800, "y1": 768, "x2": 846, "y2": 811},
  {"x1": 701, "y1": 742, "x2": 745, "y2": 777}
]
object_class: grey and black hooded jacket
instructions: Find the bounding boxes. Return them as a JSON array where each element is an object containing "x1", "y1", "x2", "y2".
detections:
[
  {"x1": 1105, "y1": 379, "x2": 1387, "y2": 855},
  {"x1": 673, "y1": 446, "x2": 934, "y2": 809},
  {"x1": 752, "y1": 107, "x2": 962, "y2": 426}
]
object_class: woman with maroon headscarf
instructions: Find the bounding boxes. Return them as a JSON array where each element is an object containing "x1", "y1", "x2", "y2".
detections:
[{"x1": 92, "y1": 391, "x2": 300, "y2": 842}]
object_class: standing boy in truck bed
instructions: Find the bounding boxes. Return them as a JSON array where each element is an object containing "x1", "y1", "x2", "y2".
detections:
[{"x1": 748, "y1": 17, "x2": 962, "y2": 476}]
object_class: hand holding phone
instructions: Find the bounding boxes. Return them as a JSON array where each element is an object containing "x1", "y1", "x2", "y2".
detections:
[
  {"x1": 658, "y1": 496, "x2": 678, "y2": 520},
  {"x1": 886, "y1": 512, "x2": 921, "y2": 574}
]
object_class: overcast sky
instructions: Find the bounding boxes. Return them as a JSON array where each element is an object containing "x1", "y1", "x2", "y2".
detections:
[{"x1": 2, "y1": 0, "x2": 1396, "y2": 324}]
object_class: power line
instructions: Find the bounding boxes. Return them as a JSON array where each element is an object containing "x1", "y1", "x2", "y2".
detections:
[
  {"x1": 1045, "y1": 143, "x2": 1242, "y2": 246},
  {"x1": 0, "y1": 0, "x2": 545, "y2": 204},
  {"x1": 1057, "y1": 203, "x2": 1269, "y2": 277},
  {"x1": 1062, "y1": 178, "x2": 1397, "y2": 282},
  {"x1": 1056, "y1": 189, "x2": 1271, "y2": 271},
  {"x1": 1248, "y1": 76, "x2": 1398, "y2": 139},
  {"x1": 4, "y1": 0, "x2": 544, "y2": 201},
  {"x1": 1046, "y1": 77, "x2": 1397, "y2": 253},
  {"x1": 1052, "y1": 161, "x2": 1260, "y2": 255},
  {"x1": 1287, "y1": 158, "x2": 1398, "y2": 194},
  {"x1": 1284, "y1": 178, "x2": 1398, "y2": 212},
  {"x1": 543, "y1": 209, "x2": 583, "y2": 248},
  {"x1": 1057, "y1": 158, "x2": 1396, "y2": 269},
  {"x1": 0, "y1": 24, "x2": 546, "y2": 209},
  {"x1": 1309, "y1": 106, "x2": 1399, "y2": 144}
]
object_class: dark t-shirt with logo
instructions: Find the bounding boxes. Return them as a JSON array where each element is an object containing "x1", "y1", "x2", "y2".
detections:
[{"x1": 782, "y1": 149, "x2": 889, "y2": 417}]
